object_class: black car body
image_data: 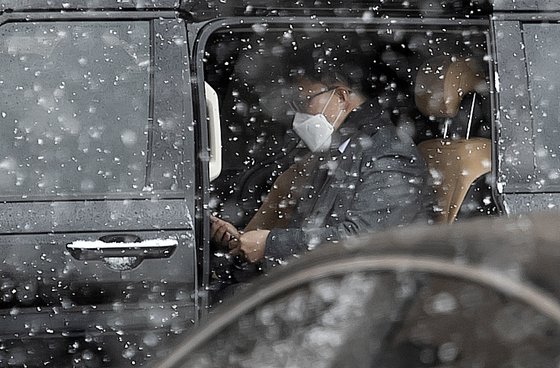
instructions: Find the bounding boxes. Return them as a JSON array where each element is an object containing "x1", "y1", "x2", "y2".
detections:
[{"x1": 0, "y1": 1, "x2": 198, "y2": 365}]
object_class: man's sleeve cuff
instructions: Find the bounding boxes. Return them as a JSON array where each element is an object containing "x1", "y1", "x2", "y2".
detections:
[{"x1": 264, "y1": 228, "x2": 305, "y2": 260}]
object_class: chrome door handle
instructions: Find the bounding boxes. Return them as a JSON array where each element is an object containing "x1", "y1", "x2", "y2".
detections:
[{"x1": 66, "y1": 235, "x2": 178, "y2": 261}]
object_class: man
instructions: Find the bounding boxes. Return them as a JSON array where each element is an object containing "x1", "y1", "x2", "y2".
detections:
[{"x1": 211, "y1": 52, "x2": 432, "y2": 264}]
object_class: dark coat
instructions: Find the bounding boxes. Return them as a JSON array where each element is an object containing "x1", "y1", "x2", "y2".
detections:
[{"x1": 264, "y1": 99, "x2": 433, "y2": 260}]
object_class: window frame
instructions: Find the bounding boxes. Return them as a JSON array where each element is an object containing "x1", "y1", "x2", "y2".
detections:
[
  {"x1": 493, "y1": 14, "x2": 560, "y2": 194},
  {"x1": 190, "y1": 15, "x2": 493, "y2": 309}
]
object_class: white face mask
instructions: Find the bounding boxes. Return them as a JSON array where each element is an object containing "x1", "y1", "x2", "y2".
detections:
[
  {"x1": 292, "y1": 90, "x2": 341, "y2": 152},
  {"x1": 292, "y1": 112, "x2": 334, "y2": 152}
]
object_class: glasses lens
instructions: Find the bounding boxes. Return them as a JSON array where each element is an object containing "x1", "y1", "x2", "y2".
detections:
[{"x1": 288, "y1": 88, "x2": 333, "y2": 113}]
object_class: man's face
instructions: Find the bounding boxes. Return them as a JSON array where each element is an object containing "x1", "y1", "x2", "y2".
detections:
[{"x1": 293, "y1": 79, "x2": 343, "y2": 129}]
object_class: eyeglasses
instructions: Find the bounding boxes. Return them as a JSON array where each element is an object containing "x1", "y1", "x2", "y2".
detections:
[{"x1": 288, "y1": 87, "x2": 336, "y2": 113}]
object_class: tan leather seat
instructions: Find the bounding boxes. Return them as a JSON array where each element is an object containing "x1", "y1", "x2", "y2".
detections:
[
  {"x1": 415, "y1": 56, "x2": 490, "y2": 223},
  {"x1": 418, "y1": 138, "x2": 491, "y2": 223},
  {"x1": 244, "y1": 156, "x2": 312, "y2": 232}
]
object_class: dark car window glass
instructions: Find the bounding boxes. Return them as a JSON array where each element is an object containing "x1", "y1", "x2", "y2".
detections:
[
  {"x1": 150, "y1": 19, "x2": 191, "y2": 193},
  {"x1": 0, "y1": 21, "x2": 150, "y2": 197},
  {"x1": 524, "y1": 24, "x2": 560, "y2": 189}
]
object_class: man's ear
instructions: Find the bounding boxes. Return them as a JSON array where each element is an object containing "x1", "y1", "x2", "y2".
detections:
[{"x1": 335, "y1": 87, "x2": 351, "y2": 109}]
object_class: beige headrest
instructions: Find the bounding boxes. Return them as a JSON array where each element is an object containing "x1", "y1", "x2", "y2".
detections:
[{"x1": 415, "y1": 56, "x2": 486, "y2": 118}]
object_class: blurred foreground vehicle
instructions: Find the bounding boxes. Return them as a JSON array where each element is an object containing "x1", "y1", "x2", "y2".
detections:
[
  {"x1": 1, "y1": 0, "x2": 560, "y2": 366},
  {"x1": 155, "y1": 213, "x2": 560, "y2": 368}
]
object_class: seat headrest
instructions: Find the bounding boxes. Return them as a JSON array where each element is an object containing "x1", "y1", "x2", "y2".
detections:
[{"x1": 415, "y1": 56, "x2": 486, "y2": 118}]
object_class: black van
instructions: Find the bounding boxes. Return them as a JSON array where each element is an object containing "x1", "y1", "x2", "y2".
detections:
[{"x1": 1, "y1": 0, "x2": 559, "y2": 366}]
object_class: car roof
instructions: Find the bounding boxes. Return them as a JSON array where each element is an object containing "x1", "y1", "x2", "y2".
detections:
[
  {"x1": 0, "y1": 0, "x2": 492, "y2": 18},
  {"x1": 0, "y1": 0, "x2": 178, "y2": 11},
  {"x1": 1, "y1": 1, "x2": 551, "y2": 17},
  {"x1": 181, "y1": 0, "x2": 491, "y2": 20}
]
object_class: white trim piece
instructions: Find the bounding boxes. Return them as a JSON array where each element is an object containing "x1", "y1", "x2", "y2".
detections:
[
  {"x1": 206, "y1": 82, "x2": 222, "y2": 182},
  {"x1": 338, "y1": 138, "x2": 351, "y2": 153},
  {"x1": 67, "y1": 238, "x2": 178, "y2": 250}
]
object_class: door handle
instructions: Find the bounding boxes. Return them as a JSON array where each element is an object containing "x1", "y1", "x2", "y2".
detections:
[{"x1": 66, "y1": 235, "x2": 178, "y2": 261}]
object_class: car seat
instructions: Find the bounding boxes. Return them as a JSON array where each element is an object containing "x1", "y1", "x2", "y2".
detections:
[
  {"x1": 415, "y1": 56, "x2": 491, "y2": 223},
  {"x1": 244, "y1": 154, "x2": 312, "y2": 232}
]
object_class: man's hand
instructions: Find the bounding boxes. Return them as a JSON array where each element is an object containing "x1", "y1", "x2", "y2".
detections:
[
  {"x1": 231, "y1": 230, "x2": 270, "y2": 263},
  {"x1": 210, "y1": 215, "x2": 241, "y2": 250}
]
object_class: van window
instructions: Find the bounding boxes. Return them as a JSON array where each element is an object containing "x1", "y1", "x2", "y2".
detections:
[
  {"x1": 0, "y1": 21, "x2": 152, "y2": 197},
  {"x1": 203, "y1": 22, "x2": 491, "y2": 227},
  {"x1": 524, "y1": 23, "x2": 560, "y2": 188}
]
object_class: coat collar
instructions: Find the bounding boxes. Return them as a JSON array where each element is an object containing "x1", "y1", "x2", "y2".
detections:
[{"x1": 330, "y1": 99, "x2": 386, "y2": 151}]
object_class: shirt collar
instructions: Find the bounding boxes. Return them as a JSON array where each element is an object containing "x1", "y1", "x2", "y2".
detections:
[{"x1": 338, "y1": 138, "x2": 351, "y2": 153}]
